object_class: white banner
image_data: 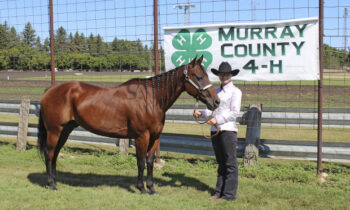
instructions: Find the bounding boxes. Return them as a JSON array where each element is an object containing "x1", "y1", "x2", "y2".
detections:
[{"x1": 163, "y1": 17, "x2": 319, "y2": 81}]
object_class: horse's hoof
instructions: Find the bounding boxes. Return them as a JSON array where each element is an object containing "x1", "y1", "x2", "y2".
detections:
[
  {"x1": 47, "y1": 185, "x2": 57, "y2": 191},
  {"x1": 47, "y1": 183, "x2": 57, "y2": 191},
  {"x1": 150, "y1": 192, "x2": 158, "y2": 196}
]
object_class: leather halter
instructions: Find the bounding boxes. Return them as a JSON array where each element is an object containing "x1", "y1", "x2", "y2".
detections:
[
  {"x1": 183, "y1": 66, "x2": 220, "y2": 139},
  {"x1": 183, "y1": 67, "x2": 212, "y2": 96}
]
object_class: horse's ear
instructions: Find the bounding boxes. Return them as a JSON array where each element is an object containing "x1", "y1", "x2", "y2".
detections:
[
  {"x1": 197, "y1": 55, "x2": 204, "y2": 65},
  {"x1": 190, "y1": 56, "x2": 197, "y2": 67}
]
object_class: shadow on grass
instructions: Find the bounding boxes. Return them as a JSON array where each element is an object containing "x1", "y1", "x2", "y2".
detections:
[
  {"x1": 0, "y1": 141, "x2": 11, "y2": 146},
  {"x1": 27, "y1": 171, "x2": 214, "y2": 194}
]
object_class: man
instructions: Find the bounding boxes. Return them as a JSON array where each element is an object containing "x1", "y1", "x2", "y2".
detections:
[{"x1": 193, "y1": 62, "x2": 242, "y2": 201}]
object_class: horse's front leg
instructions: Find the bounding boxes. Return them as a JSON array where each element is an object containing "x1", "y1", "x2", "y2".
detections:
[
  {"x1": 136, "y1": 156, "x2": 147, "y2": 193},
  {"x1": 135, "y1": 132, "x2": 150, "y2": 194},
  {"x1": 146, "y1": 137, "x2": 160, "y2": 195}
]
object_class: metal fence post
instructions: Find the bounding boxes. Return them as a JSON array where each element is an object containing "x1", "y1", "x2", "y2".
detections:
[
  {"x1": 49, "y1": 0, "x2": 55, "y2": 87},
  {"x1": 153, "y1": 0, "x2": 162, "y2": 164},
  {"x1": 16, "y1": 99, "x2": 30, "y2": 151},
  {"x1": 317, "y1": 0, "x2": 324, "y2": 174}
]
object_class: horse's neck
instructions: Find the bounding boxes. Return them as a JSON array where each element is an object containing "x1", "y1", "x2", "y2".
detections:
[
  {"x1": 156, "y1": 67, "x2": 186, "y2": 112},
  {"x1": 164, "y1": 74, "x2": 185, "y2": 111}
]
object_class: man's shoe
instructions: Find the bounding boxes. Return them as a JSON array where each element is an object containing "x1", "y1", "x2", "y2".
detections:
[
  {"x1": 210, "y1": 195, "x2": 220, "y2": 201},
  {"x1": 221, "y1": 196, "x2": 236, "y2": 202}
]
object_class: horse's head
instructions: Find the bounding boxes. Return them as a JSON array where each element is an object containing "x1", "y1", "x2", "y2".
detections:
[{"x1": 183, "y1": 55, "x2": 220, "y2": 111}]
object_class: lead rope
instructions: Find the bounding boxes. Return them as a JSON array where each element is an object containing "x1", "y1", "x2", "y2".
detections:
[{"x1": 193, "y1": 98, "x2": 220, "y2": 139}]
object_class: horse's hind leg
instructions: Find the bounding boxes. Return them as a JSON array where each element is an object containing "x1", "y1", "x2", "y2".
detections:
[
  {"x1": 45, "y1": 122, "x2": 77, "y2": 190},
  {"x1": 45, "y1": 131, "x2": 60, "y2": 190}
]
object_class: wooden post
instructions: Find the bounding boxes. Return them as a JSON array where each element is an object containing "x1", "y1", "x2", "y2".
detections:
[
  {"x1": 154, "y1": 140, "x2": 165, "y2": 169},
  {"x1": 155, "y1": 142, "x2": 160, "y2": 163},
  {"x1": 118, "y1": 138, "x2": 129, "y2": 156},
  {"x1": 153, "y1": 0, "x2": 162, "y2": 164},
  {"x1": 243, "y1": 104, "x2": 262, "y2": 167},
  {"x1": 16, "y1": 99, "x2": 30, "y2": 151}
]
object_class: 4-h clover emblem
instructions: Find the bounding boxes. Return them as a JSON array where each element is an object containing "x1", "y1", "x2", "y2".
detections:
[{"x1": 171, "y1": 28, "x2": 212, "y2": 70}]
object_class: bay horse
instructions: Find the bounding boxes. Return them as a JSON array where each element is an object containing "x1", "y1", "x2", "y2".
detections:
[{"x1": 37, "y1": 55, "x2": 220, "y2": 194}]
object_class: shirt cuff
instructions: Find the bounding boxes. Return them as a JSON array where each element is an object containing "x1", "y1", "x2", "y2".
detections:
[{"x1": 200, "y1": 111, "x2": 207, "y2": 118}]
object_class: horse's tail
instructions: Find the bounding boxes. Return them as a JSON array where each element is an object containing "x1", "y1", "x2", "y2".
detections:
[
  {"x1": 38, "y1": 87, "x2": 51, "y2": 155},
  {"x1": 37, "y1": 108, "x2": 47, "y2": 154}
]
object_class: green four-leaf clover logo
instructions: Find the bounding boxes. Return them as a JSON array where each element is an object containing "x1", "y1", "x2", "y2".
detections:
[{"x1": 171, "y1": 28, "x2": 212, "y2": 70}]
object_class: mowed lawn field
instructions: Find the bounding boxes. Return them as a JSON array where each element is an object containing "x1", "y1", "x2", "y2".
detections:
[
  {"x1": 0, "y1": 138, "x2": 350, "y2": 210},
  {"x1": 1, "y1": 70, "x2": 350, "y2": 209}
]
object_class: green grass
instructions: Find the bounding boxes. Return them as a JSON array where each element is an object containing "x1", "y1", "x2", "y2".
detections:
[
  {"x1": 0, "y1": 113, "x2": 38, "y2": 124},
  {"x1": 0, "y1": 139, "x2": 349, "y2": 209},
  {"x1": 0, "y1": 87, "x2": 46, "y2": 95}
]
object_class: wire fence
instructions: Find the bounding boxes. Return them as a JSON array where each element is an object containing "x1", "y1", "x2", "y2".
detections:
[{"x1": 0, "y1": 0, "x2": 349, "y2": 144}]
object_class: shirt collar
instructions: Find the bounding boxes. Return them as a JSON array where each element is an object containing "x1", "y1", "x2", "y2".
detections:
[{"x1": 220, "y1": 82, "x2": 233, "y2": 92}]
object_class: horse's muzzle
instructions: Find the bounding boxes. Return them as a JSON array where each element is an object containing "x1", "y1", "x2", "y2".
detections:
[{"x1": 207, "y1": 98, "x2": 220, "y2": 111}]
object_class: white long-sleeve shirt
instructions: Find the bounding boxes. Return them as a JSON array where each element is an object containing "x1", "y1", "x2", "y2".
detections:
[{"x1": 201, "y1": 82, "x2": 242, "y2": 132}]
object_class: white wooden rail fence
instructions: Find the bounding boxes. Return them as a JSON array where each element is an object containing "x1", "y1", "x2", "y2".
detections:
[{"x1": 1, "y1": 99, "x2": 350, "y2": 162}]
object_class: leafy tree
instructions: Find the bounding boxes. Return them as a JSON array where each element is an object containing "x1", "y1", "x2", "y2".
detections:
[
  {"x1": 68, "y1": 33, "x2": 76, "y2": 53},
  {"x1": 20, "y1": 46, "x2": 37, "y2": 70},
  {"x1": 56, "y1": 54, "x2": 73, "y2": 70},
  {"x1": 0, "y1": 24, "x2": 10, "y2": 49},
  {"x1": 111, "y1": 38, "x2": 118, "y2": 52},
  {"x1": 7, "y1": 47, "x2": 20, "y2": 69},
  {"x1": 72, "y1": 32, "x2": 86, "y2": 53},
  {"x1": 95, "y1": 34, "x2": 104, "y2": 55},
  {"x1": 87, "y1": 33, "x2": 96, "y2": 55},
  {"x1": 22, "y1": 22, "x2": 36, "y2": 47},
  {"x1": 55, "y1": 26, "x2": 67, "y2": 53},
  {"x1": 79, "y1": 33, "x2": 88, "y2": 53},
  {"x1": 71, "y1": 53, "x2": 90, "y2": 70},
  {"x1": 9, "y1": 27, "x2": 20, "y2": 48},
  {"x1": 43, "y1": 38, "x2": 50, "y2": 52},
  {"x1": 0, "y1": 50, "x2": 10, "y2": 69},
  {"x1": 3, "y1": 21, "x2": 10, "y2": 32},
  {"x1": 323, "y1": 44, "x2": 348, "y2": 69},
  {"x1": 35, "y1": 37, "x2": 42, "y2": 51},
  {"x1": 135, "y1": 39, "x2": 144, "y2": 53}
]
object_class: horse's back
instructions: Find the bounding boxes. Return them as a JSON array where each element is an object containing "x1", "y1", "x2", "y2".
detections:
[
  {"x1": 42, "y1": 81, "x2": 104, "y2": 101},
  {"x1": 40, "y1": 81, "x2": 102, "y2": 127}
]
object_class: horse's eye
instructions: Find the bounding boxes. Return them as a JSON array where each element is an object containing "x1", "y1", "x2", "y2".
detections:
[{"x1": 195, "y1": 76, "x2": 203, "y2": 81}]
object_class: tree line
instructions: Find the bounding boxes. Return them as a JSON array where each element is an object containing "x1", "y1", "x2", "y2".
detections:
[
  {"x1": 0, "y1": 21, "x2": 164, "y2": 71},
  {"x1": 0, "y1": 21, "x2": 348, "y2": 71}
]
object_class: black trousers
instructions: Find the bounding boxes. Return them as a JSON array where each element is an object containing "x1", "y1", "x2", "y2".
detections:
[{"x1": 211, "y1": 131, "x2": 238, "y2": 200}]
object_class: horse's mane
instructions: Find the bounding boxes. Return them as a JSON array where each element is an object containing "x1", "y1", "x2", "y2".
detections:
[
  {"x1": 123, "y1": 66, "x2": 183, "y2": 110},
  {"x1": 125, "y1": 61, "x2": 204, "y2": 110}
]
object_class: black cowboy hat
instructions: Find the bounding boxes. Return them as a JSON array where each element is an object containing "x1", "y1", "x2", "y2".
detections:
[{"x1": 211, "y1": 62, "x2": 240, "y2": 77}]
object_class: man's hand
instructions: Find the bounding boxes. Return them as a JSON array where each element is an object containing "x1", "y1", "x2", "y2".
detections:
[
  {"x1": 193, "y1": 110, "x2": 201, "y2": 118},
  {"x1": 207, "y1": 117, "x2": 217, "y2": 125}
]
